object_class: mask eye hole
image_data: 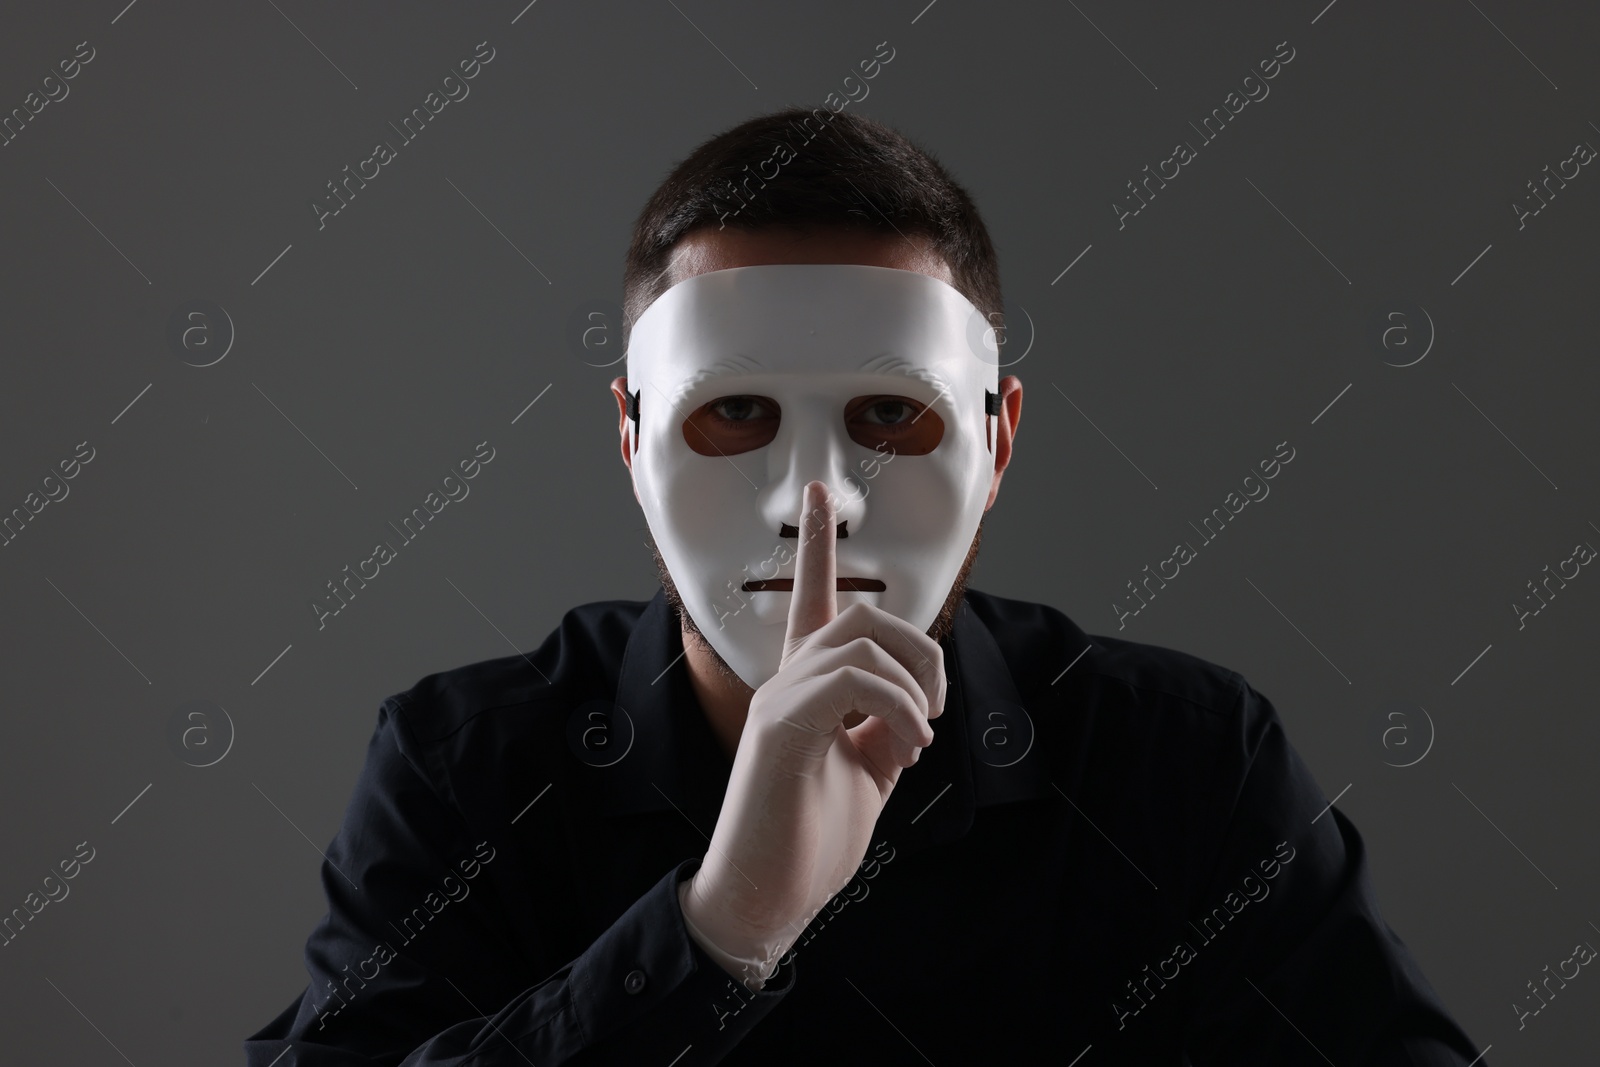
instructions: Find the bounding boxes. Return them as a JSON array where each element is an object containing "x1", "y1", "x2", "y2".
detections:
[
  {"x1": 682, "y1": 395, "x2": 781, "y2": 456},
  {"x1": 844, "y1": 395, "x2": 944, "y2": 456}
]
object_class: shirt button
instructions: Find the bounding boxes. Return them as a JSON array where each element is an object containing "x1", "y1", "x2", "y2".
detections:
[{"x1": 624, "y1": 969, "x2": 647, "y2": 995}]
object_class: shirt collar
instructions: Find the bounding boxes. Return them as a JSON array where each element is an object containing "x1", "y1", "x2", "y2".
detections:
[{"x1": 582, "y1": 588, "x2": 1055, "y2": 858}]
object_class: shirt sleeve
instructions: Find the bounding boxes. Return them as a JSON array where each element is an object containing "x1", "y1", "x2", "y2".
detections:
[
  {"x1": 242, "y1": 699, "x2": 797, "y2": 1066},
  {"x1": 1177, "y1": 677, "x2": 1488, "y2": 1066},
  {"x1": 676, "y1": 879, "x2": 781, "y2": 993}
]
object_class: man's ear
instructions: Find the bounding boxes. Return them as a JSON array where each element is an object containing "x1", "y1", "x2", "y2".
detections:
[
  {"x1": 609, "y1": 377, "x2": 634, "y2": 470},
  {"x1": 610, "y1": 377, "x2": 642, "y2": 506},
  {"x1": 984, "y1": 375, "x2": 1022, "y2": 512}
]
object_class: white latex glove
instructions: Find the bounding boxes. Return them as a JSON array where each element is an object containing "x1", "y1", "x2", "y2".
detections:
[{"x1": 678, "y1": 480, "x2": 947, "y2": 989}]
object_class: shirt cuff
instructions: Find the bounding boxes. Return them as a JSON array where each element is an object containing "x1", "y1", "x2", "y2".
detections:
[
  {"x1": 564, "y1": 856, "x2": 796, "y2": 1057},
  {"x1": 676, "y1": 873, "x2": 780, "y2": 992}
]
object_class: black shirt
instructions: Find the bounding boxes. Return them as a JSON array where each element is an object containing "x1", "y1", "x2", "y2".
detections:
[{"x1": 244, "y1": 587, "x2": 1485, "y2": 1064}]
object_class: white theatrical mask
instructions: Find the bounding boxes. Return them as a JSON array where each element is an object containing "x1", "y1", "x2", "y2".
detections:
[{"x1": 624, "y1": 263, "x2": 1000, "y2": 690}]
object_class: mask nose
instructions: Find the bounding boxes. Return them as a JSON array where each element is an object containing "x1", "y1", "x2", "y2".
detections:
[{"x1": 758, "y1": 398, "x2": 867, "y2": 540}]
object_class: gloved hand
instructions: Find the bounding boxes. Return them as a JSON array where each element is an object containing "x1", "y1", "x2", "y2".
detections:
[{"x1": 678, "y1": 480, "x2": 947, "y2": 989}]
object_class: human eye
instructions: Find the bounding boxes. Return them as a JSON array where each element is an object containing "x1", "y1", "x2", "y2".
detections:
[
  {"x1": 682, "y1": 395, "x2": 780, "y2": 456},
  {"x1": 708, "y1": 396, "x2": 776, "y2": 422},
  {"x1": 844, "y1": 394, "x2": 944, "y2": 455},
  {"x1": 856, "y1": 399, "x2": 917, "y2": 426}
]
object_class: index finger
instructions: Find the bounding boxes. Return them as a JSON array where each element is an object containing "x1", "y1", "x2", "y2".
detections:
[{"x1": 783, "y1": 480, "x2": 837, "y2": 653}]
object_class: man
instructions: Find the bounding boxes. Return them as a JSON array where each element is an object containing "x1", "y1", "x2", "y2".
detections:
[{"x1": 245, "y1": 108, "x2": 1485, "y2": 1064}]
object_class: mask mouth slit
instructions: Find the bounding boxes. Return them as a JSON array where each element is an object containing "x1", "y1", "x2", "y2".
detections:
[
  {"x1": 741, "y1": 576, "x2": 886, "y2": 593},
  {"x1": 778, "y1": 520, "x2": 848, "y2": 539}
]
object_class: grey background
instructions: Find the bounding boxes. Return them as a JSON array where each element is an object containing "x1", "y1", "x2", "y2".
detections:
[{"x1": 0, "y1": 0, "x2": 1594, "y2": 1061}]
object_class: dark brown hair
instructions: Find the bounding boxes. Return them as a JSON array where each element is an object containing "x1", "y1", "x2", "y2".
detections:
[{"x1": 621, "y1": 106, "x2": 1003, "y2": 348}]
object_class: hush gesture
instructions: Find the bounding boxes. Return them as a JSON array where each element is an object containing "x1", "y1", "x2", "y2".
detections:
[{"x1": 677, "y1": 480, "x2": 947, "y2": 989}]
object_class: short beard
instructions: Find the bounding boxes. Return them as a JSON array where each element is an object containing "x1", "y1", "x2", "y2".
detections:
[{"x1": 648, "y1": 517, "x2": 986, "y2": 686}]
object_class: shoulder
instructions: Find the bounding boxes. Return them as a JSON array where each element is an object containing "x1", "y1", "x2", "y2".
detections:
[
  {"x1": 962, "y1": 587, "x2": 1248, "y2": 723},
  {"x1": 964, "y1": 590, "x2": 1298, "y2": 899},
  {"x1": 382, "y1": 596, "x2": 650, "y2": 749}
]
